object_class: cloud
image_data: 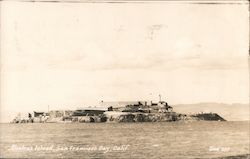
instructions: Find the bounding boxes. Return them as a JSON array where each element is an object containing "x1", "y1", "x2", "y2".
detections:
[{"x1": 2, "y1": 50, "x2": 248, "y2": 73}]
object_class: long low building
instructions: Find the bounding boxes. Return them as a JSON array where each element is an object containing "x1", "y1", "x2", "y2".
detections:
[
  {"x1": 99, "y1": 101, "x2": 151, "y2": 108},
  {"x1": 72, "y1": 109, "x2": 106, "y2": 116}
]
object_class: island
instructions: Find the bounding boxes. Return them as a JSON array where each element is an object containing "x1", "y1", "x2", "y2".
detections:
[{"x1": 11, "y1": 100, "x2": 226, "y2": 123}]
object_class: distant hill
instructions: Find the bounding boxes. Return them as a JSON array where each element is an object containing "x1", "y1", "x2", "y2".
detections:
[{"x1": 173, "y1": 103, "x2": 249, "y2": 121}]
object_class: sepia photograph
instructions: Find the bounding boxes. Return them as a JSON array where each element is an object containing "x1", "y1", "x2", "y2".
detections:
[{"x1": 0, "y1": 0, "x2": 249, "y2": 158}]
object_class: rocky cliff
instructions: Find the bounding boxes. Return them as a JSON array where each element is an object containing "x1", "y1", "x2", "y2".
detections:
[{"x1": 104, "y1": 112, "x2": 226, "y2": 123}]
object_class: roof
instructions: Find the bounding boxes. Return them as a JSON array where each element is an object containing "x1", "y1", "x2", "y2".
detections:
[{"x1": 99, "y1": 101, "x2": 143, "y2": 108}]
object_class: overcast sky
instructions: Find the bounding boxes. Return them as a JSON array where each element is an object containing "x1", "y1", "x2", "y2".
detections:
[{"x1": 1, "y1": 1, "x2": 249, "y2": 121}]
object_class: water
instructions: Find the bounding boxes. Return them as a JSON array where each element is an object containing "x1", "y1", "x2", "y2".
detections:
[{"x1": 0, "y1": 121, "x2": 249, "y2": 158}]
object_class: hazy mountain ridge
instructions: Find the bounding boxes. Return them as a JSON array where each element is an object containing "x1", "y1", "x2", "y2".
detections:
[{"x1": 173, "y1": 103, "x2": 249, "y2": 121}]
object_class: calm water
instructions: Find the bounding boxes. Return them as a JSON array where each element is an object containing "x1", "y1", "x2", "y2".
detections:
[{"x1": 0, "y1": 121, "x2": 249, "y2": 158}]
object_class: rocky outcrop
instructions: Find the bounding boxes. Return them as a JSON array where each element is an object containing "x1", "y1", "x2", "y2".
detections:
[
  {"x1": 70, "y1": 115, "x2": 107, "y2": 123},
  {"x1": 104, "y1": 112, "x2": 226, "y2": 122},
  {"x1": 190, "y1": 113, "x2": 226, "y2": 121}
]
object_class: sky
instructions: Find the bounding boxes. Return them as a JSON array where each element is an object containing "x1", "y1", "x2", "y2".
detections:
[{"x1": 0, "y1": 1, "x2": 249, "y2": 121}]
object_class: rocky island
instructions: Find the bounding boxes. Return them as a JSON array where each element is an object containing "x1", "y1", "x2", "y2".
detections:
[{"x1": 11, "y1": 100, "x2": 226, "y2": 123}]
